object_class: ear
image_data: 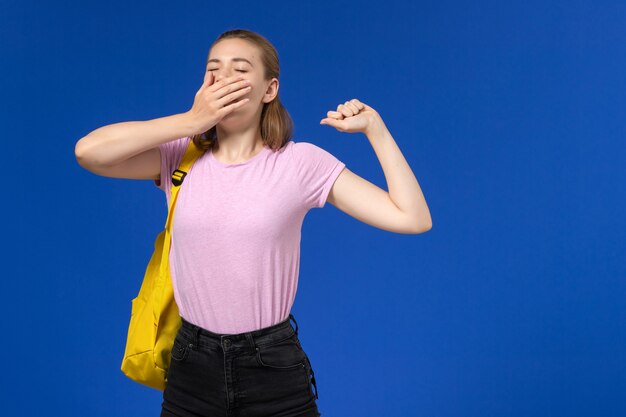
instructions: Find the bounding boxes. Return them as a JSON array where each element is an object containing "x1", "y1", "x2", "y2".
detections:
[{"x1": 263, "y1": 78, "x2": 279, "y2": 102}]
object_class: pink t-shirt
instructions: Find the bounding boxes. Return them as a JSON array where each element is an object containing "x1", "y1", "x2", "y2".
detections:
[{"x1": 154, "y1": 137, "x2": 346, "y2": 334}]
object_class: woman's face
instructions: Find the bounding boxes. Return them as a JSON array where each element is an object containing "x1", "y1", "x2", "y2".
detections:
[{"x1": 205, "y1": 38, "x2": 278, "y2": 112}]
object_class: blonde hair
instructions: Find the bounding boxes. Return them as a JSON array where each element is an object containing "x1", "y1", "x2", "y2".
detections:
[{"x1": 191, "y1": 29, "x2": 294, "y2": 153}]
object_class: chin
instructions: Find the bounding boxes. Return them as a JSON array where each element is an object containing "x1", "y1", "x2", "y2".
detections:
[{"x1": 217, "y1": 113, "x2": 255, "y2": 131}]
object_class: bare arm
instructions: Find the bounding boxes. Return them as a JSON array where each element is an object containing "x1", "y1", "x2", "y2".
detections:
[
  {"x1": 321, "y1": 100, "x2": 432, "y2": 234},
  {"x1": 74, "y1": 112, "x2": 197, "y2": 167},
  {"x1": 74, "y1": 73, "x2": 252, "y2": 180}
]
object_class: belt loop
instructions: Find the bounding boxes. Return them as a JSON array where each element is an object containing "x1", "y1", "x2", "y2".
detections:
[
  {"x1": 245, "y1": 332, "x2": 257, "y2": 355},
  {"x1": 289, "y1": 313, "x2": 298, "y2": 335},
  {"x1": 192, "y1": 324, "x2": 200, "y2": 348}
]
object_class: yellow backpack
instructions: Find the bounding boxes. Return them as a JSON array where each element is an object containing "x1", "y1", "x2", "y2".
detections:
[{"x1": 120, "y1": 138, "x2": 205, "y2": 391}]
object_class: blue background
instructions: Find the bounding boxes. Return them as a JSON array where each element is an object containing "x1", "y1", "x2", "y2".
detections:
[{"x1": 2, "y1": 0, "x2": 624, "y2": 416}]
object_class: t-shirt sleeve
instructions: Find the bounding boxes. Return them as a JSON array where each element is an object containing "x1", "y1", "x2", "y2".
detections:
[
  {"x1": 290, "y1": 141, "x2": 346, "y2": 210},
  {"x1": 154, "y1": 136, "x2": 192, "y2": 203}
]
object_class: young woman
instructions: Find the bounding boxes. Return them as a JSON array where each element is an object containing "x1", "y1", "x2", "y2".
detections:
[{"x1": 75, "y1": 28, "x2": 431, "y2": 417}]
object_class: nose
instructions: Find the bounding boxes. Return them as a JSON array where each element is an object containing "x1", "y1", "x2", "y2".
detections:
[{"x1": 215, "y1": 72, "x2": 235, "y2": 82}]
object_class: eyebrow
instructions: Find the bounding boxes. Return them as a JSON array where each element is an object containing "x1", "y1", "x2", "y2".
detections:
[{"x1": 207, "y1": 57, "x2": 253, "y2": 67}]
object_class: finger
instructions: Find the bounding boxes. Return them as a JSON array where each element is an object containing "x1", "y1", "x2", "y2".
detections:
[
  {"x1": 320, "y1": 117, "x2": 344, "y2": 130},
  {"x1": 224, "y1": 83, "x2": 252, "y2": 104},
  {"x1": 217, "y1": 80, "x2": 252, "y2": 103},
  {"x1": 327, "y1": 110, "x2": 343, "y2": 120},
  {"x1": 344, "y1": 101, "x2": 359, "y2": 113},
  {"x1": 207, "y1": 72, "x2": 230, "y2": 92},
  {"x1": 209, "y1": 74, "x2": 244, "y2": 92},
  {"x1": 198, "y1": 71, "x2": 210, "y2": 93},
  {"x1": 350, "y1": 99, "x2": 365, "y2": 110},
  {"x1": 221, "y1": 97, "x2": 250, "y2": 113},
  {"x1": 337, "y1": 104, "x2": 354, "y2": 117}
]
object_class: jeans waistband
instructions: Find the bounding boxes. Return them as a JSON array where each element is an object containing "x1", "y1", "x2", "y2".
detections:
[{"x1": 177, "y1": 313, "x2": 300, "y2": 353}]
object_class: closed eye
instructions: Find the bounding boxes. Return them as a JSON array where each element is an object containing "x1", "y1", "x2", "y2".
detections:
[{"x1": 207, "y1": 69, "x2": 247, "y2": 73}]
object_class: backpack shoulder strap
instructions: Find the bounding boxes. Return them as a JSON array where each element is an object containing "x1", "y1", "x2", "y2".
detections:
[
  {"x1": 158, "y1": 138, "x2": 205, "y2": 277},
  {"x1": 165, "y1": 138, "x2": 205, "y2": 229}
]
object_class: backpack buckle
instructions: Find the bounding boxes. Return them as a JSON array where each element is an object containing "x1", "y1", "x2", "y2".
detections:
[{"x1": 171, "y1": 169, "x2": 187, "y2": 186}]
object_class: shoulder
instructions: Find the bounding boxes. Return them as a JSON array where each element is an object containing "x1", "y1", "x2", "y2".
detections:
[
  {"x1": 290, "y1": 140, "x2": 339, "y2": 162},
  {"x1": 291, "y1": 140, "x2": 325, "y2": 153}
]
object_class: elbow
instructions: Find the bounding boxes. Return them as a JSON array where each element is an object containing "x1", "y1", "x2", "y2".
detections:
[
  {"x1": 75, "y1": 135, "x2": 95, "y2": 161},
  {"x1": 75, "y1": 135, "x2": 104, "y2": 168},
  {"x1": 409, "y1": 219, "x2": 432, "y2": 234},
  {"x1": 75, "y1": 138, "x2": 89, "y2": 166},
  {"x1": 75, "y1": 142, "x2": 99, "y2": 170}
]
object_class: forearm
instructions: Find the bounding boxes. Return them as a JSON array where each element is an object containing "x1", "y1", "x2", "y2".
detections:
[
  {"x1": 365, "y1": 116, "x2": 432, "y2": 229},
  {"x1": 75, "y1": 112, "x2": 198, "y2": 167}
]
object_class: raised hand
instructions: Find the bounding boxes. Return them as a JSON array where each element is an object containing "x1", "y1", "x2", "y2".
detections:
[
  {"x1": 187, "y1": 72, "x2": 253, "y2": 134},
  {"x1": 320, "y1": 98, "x2": 381, "y2": 135}
]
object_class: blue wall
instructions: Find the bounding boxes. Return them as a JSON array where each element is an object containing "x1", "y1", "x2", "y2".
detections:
[{"x1": 1, "y1": 1, "x2": 624, "y2": 416}]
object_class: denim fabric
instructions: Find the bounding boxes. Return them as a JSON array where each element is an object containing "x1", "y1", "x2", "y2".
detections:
[{"x1": 160, "y1": 313, "x2": 320, "y2": 417}]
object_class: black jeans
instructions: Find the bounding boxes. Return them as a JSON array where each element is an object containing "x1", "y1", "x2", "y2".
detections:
[{"x1": 160, "y1": 313, "x2": 320, "y2": 417}]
